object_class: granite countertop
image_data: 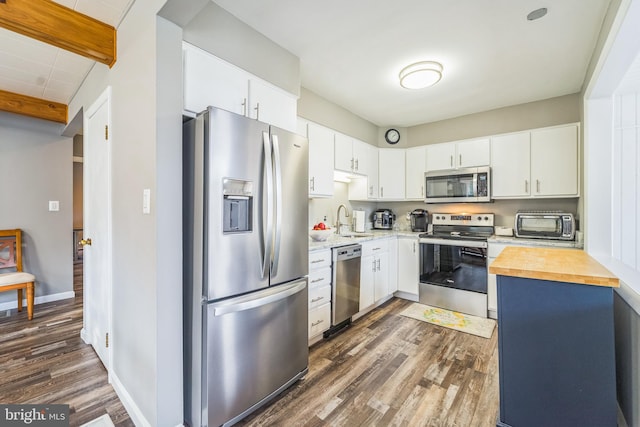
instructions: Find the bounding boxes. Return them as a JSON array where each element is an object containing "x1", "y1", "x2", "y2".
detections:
[
  {"x1": 489, "y1": 246, "x2": 619, "y2": 288},
  {"x1": 488, "y1": 235, "x2": 583, "y2": 249},
  {"x1": 309, "y1": 230, "x2": 422, "y2": 251}
]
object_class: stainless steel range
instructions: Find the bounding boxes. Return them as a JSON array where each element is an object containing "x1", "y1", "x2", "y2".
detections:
[{"x1": 418, "y1": 213, "x2": 494, "y2": 318}]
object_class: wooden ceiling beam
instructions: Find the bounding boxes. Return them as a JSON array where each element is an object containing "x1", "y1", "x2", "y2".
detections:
[
  {"x1": 0, "y1": 89, "x2": 67, "y2": 124},
  {"x1": 0, "y1": 0, "x2": 116, "y2": 67}
]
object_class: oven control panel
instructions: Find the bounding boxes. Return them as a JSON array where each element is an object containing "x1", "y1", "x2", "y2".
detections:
[{"x1": 432, "y1": 213, "x2": 495, "y2": 226}]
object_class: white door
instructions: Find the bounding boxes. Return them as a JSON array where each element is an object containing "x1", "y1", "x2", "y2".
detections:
[{"x1": 82, "y1": 87, "x2": 112, "y2": 370}]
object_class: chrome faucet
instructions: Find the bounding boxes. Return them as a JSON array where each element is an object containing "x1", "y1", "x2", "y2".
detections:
[{"x1": 336, "y1": 204, "x2": 350, "y2": 235}]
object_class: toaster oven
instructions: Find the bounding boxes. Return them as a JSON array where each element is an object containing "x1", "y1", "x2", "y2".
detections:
[{"x1": 515, "y1": 211, "x2": 575, "y2": 240}]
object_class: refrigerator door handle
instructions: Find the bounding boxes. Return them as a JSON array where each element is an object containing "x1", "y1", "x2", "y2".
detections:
[
  {"x1": 262, "y1": 131, "x2": 274, "y2": 279},
  {"x1": 271, "y1": 133, "x2": 283, "y2": 275},
  {"x1": 211, "y1": 280, "x2": 307, "y2": 316}
]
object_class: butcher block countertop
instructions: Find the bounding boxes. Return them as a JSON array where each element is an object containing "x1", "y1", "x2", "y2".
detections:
[{"x1": 489, "y1": 246, "x2": 619, "y2": 288}]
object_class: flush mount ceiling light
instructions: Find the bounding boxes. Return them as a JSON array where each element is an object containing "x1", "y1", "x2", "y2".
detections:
[
  {"x1": 527, "y1": 7, "x2": 548, "y2": 21},
  {"x1": 399, "y1": 61, "x2": 443, "y2": 89}
]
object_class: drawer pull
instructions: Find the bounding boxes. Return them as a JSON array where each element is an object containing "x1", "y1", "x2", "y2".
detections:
[
  {"x1": 311, "y1": 319, "x2": 324, "y2": 327},
  {"x1": 311, "y1": 259, "x2": 326, "y2": 264},
  {"x1": 372, "y1": 247, "x2": 381, "y2": 251},
  {"x1": 311, "y1": 278, "x2": 324, "y2": 283},
  {"x1": 311, "y1": 296, "x2": 324, "y2": 303}
]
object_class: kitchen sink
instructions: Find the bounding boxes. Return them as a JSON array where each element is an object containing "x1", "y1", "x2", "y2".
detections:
[{"x1": 338, "y1": 233, "x2": 374, "y2": 239}]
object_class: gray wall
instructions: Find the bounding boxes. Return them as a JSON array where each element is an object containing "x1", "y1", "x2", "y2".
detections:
[
  {"x1": 183, "y1": 1, "x2": 300, "y2": 96},
  {"x1": 0, "y1": 113, "x2": 73, "y2": 305},
  {"x1": 73, "y1": 135, "x2": 83, "y2": 230},
  {"x1": 298, "y1": 87, "x2": 379, "y2": 144},
  {"x1": 407, "y1": 93, "x2": 581, "y2": 147}
]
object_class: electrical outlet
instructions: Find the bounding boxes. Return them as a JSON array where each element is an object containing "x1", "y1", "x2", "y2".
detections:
[{"x1": 48, "y1": 201, "x2": 60, "y2": 211}]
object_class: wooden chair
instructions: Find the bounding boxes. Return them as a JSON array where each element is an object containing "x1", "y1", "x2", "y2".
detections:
[{"x1": 0, "y1": 229, "x2": 35, "y2": 320}]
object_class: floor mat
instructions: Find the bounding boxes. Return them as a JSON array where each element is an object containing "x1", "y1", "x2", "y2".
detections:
[{"x1": 399, "y1": 303, "x2": 496, "y2": 338}]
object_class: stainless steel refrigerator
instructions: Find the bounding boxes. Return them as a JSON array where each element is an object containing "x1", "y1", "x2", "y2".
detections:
[{"x1": 183, "y1": 107, "x2": 309, "y2": 427}]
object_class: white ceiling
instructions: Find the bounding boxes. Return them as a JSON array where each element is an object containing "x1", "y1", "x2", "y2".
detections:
[
  {"x1": 0, "y1": 0, "x2": 133, "y2": 105},
  {"x1": 213, "y1": 0, "x2": 612, "y2": 127},
  {"x1": 0, "y1": 1, "x2": 613, "y2": 127}
]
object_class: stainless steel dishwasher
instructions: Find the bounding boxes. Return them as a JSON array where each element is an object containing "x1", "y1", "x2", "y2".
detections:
[{"x1": 329, "y1": 244, "x2": 362, "y2": 333}]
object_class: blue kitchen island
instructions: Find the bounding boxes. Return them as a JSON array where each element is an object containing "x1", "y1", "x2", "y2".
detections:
[{"x1": 489, "y1": 246, "x2": 619, "y2": 427}]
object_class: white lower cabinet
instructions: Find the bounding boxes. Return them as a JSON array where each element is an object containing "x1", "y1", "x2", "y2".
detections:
[
  {"x1": 397, "y1": 237, "x2": 419, "y2": 297},
  {"x1": 359, "y1": 239, "x2": 391, "y2": 311},
  {"x1": 487, "y1": 243, "x2": 506, "y2": 319},
  {"x1": 308, "y1": 249, "x2": 332, "y2": 340}
]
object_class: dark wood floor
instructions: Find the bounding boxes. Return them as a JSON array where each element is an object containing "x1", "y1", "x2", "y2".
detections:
[
  {"x1": 0, "y1": 262, "x2": 133, "y2": 427},
  {"x1": 238, "y1": 298, "x2": 499, "y2": 427}
]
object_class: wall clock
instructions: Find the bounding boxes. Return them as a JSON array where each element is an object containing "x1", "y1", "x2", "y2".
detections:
[{"x1": 385, "y1": 128, "x2": 400, "y2": 145}]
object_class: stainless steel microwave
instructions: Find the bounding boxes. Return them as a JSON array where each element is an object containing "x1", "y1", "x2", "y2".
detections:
[
  {"x1": 515, "y1": 211, "x2": 575, "y2": 240},
  {"x1": 424, "y1": 167, "x2": 491, "y2": 203}
]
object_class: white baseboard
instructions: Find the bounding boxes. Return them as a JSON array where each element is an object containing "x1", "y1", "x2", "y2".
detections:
[
  {"x1": 80, "y1": 327, "x2": 90, "y2": 345},
  {"x1": 393, "y1": 291, "x2": 419, "y2": 302},
  {"x1": 111, "y1": 371, "x2": 152, "y2": 427},
  {"x1": 0, "y1": 291, "x2": 75, "y2": 311}
]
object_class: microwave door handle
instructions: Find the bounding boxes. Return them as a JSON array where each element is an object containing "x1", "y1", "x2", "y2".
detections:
[{"x1": 473, "y1": 173, "x2": 478, "y2": 197}]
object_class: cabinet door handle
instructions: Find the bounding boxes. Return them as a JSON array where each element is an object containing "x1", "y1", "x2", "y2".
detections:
[
  {"x1": 311, "y1": 319, "x2": 324, "y2": 327},
  {"x1": 355, "y1": 158, "x2": 359, "y2": 171},
  {"x1": 350, "y1": 158, "x2": 354, "y2": 171},
  {"x1": 254, "y1": 102, "x2": 260, "y2": 120},
  {"x1": 525, "y1": 180, "x2": 528, "y2": 193},
  {"x1": 377, "y1": 259, "x2": 381, "y2": 271},
  {"x1": 310, "y1": 177, "x2": 315, "y2": 191},
  {"x1": 310, "y1": 277, "x2": 323, "y2": 284},
  {"x1": 413, "y1": 242, "x2": 416, "y2": 253},
  {"x1": 380, "y1": 187, "x2": 384, "y2": 198},
  {"x1": 369, "y1": 185, "x2": 373, "y2": 196},
  {"x1": 450, "y1": 155, "x2": 453, "y2": 167},
  {"x1": 536, "y1": 179, "x2": 540, "y2": 193},
  {"x1": 311, "y1": 259, "x2": 326, "y2": 264},
  {"x1": 242, "y1": 98, "x2": 247, "y2": 116},
  {"x1": 459, "y1": 154, "x2": 462, "y2": 166},
  {"x1": 421, "y1": 186, "x2": 424, "y2": 197},
  {"x1": 311, "y1": 296, "x2": 324, "y2": 303}
]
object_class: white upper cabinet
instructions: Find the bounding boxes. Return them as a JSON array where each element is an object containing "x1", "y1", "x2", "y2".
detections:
[
  {"x1": 378, "y1": 148, "x2": 405, "y2": 200},
  {"x1": 348, "y1": 142, "x2": 379, "y2": 200},
  {"x1": 530, "y1": 125, "x2": 579, "y2": 197},
  {"x1": 405, "y1": 146, "x2": 427, "y2": 199},
  {"x1": 305, "y1": 120, "x2": 335, "y2": 198},
  {"x1": 457, "y1": 138, "x2": 491, "y2": 168},
  {"x1": 183, "y1": 44, "x2": 247, "y2": 116},
  {"x1": 425, "y1": 142, "x2": 456, "y2": 171},
  {"x1": 491, "y1": 132, "x2": 531, "y2": 198},
  {"x1": 425, "y1": 138, "x2": 490, "y2": 171},
  {"x1": 334, "y1": 133, "x2": 355, "y2": 173},
  {"x1": 248, "y1": 79, "x2": 297, "y2": 132},
  {"x1": 183, "y1": 42, "x2": 297, "y2": 132},
  {"x1": 334, "y1": 133, "x2": 373, "y2": 175},
  {"x1": 491, "y1": 124, "x2": 579, "y2": 199}
]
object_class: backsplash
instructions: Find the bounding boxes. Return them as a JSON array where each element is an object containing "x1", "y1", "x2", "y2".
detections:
[{"x1": 310, "y1": 182, "x2": 580, "y2": 232}]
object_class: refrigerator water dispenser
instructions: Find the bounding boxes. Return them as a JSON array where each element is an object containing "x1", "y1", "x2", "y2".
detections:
[{"x1": 223, "y1": 178, "x2": 252, "y2": 233}]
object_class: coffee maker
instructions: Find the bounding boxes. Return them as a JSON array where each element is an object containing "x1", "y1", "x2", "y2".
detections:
[
  {"x1": 373, "y1": 209, "x2": 395, "y2": 230},
  {"x1": 410, "y1": 209, "x2": 429, "y2": 232}
]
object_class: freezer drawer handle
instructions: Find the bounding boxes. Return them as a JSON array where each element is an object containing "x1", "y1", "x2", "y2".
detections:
[{"x1": 211, "y1": 280, "x2": 306, "y2": 316}]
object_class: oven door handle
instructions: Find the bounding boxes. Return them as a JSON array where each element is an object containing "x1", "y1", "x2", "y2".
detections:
[{"x1": 418, "y1": 238, "x2": 488, "y2": 248}]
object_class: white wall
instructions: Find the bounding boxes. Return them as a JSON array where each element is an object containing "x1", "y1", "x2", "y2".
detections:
[
  {"x1": 583, "y1": 0, "x2": 640, "y2": 425},
  {"x1": 0, "y1": 114, "x2": 73, "y2": 307},
  {"x1": 65, "y1": 0, "x2": 183, "y2": 425}
]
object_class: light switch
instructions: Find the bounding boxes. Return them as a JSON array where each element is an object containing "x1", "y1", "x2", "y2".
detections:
[
  {"x1": 143, "y1": 189, "x2": 151, "y2": 214},
  {"x1": 49, "y1": 201, "x2": 60, "y2": 212}
]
